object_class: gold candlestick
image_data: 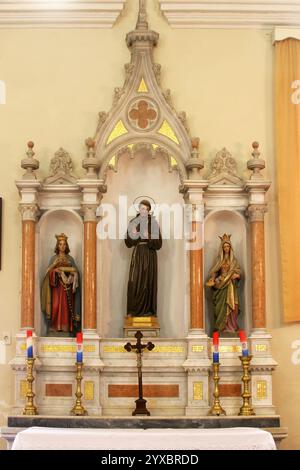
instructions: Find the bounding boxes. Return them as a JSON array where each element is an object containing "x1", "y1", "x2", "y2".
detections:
[
  {"x1": 238, "y1": 355, "x2": 255, "y2": 416},
  {"x1": 23, "y1": 358, "x2": 38, "y2": 415},
  {"x1": 70, "y1": 362, "x2": 88, "y2": 416},
  {"x1": 208, "y1": 362, "x2": 226, "y2": 416}
]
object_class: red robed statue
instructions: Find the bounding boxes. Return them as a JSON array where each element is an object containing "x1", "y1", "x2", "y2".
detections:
[{"x1": 41, "y1": 233, "x2": 81, "y2": 336}]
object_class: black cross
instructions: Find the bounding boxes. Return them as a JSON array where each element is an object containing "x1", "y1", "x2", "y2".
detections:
[{"x1": 124, "y1": 330, "x2": 155, "y2": 416}]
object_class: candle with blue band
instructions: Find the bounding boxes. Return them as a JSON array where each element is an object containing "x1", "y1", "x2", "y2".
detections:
[
  {"x1": 212, "y1": 331, "x2": 219, "y2": 363},
  {"x1": 26, "y1": 330, "x2": 33, "y2": 358},
  {"x1": 76, "y1": 332, "x2": 83, "y2": 363},
  {"x1": 238, "y1": 330, "x2": 249, "y2": 357}
]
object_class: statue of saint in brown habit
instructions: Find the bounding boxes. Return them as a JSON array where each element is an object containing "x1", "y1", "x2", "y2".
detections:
[{"x1": 125, "y1": 199, "x2": 162, "y2": 317}]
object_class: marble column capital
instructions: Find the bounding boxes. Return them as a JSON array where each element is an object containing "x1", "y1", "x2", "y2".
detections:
[
  {"x1": 19, "y1": 203, "x2": 39, "y2": 221},
  {"x1": 247, "y1": 204, "x2": 267, "y2": 222},
  {"x1": 82, "y1": 204, "x2": 98, "y2": 222}
]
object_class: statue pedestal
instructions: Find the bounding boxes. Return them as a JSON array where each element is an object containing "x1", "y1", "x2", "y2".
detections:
[{"x1": 124, "y1": 316, "x2": 160, "y2": 337}]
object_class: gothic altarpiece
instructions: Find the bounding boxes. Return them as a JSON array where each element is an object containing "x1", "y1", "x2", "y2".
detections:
[{"x1": 11, "y1": 4, "x2": 278, "y2": 421}]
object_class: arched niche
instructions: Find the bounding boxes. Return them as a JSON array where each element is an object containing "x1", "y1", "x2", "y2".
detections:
[
  {"x1": 204, "y1": 209, "x2": 251, "y2": 336},
  {"x1": 35, "y1": 209, "x2": 83, "y2": 336},
  {"x1": 97, "y1": 149, "x2": 187, "y2": 339},
  {"x1": 99, "y1": 139, "x2": 188, "y2": 186}
]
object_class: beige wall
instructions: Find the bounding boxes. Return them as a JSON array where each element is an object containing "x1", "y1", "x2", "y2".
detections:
[{"x1": 0, "y1": 0, "x2": 299, "y2": 448}]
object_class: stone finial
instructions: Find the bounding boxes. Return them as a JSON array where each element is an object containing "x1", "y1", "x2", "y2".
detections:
[
  {"x1": 21, "y1": 141, "x2": 39, "y2": 180},
  {"x1": 185, "y1": 137, "x2": 204, "y2": 179},
  {"x1": 126, "y1": 0, "x2": 159, "y2": 49},
  {"x1": 82, "y1": 138, "x2": 100, "y2": 178},
  {"x1": 247, "y1": 141, "x2": 266, "y2": 180},
  {"x1": 191, "y1": 137, "x2": 199, "y2": 151},
  {"x1": 136, "y1": 0, "x2": 148, "y2": 31}
]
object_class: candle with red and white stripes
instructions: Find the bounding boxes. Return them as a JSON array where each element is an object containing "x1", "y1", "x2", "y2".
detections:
[
  {"x1": 26, "y1": 330, "x2": 33, "y2": 359},
  {"x1": 238, "y1": 330, "x2": 249, "y2": 357},
  {"x1": 76, "y1": 332, "x2": 83, "y2": 363},
  {"x1": 212, "y1": 331, "x2": 219, "y2": 363}
]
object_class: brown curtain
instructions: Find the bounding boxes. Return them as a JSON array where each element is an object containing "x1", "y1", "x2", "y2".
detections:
[{"x1": 275, "y1": 39, "x2": 300, "y2": 321}]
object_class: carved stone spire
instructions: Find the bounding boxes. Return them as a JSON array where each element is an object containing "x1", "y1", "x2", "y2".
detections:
[
  {"x1": 136, "y1": 0, "x2": 148, "y2": 31},
  {"x1": 126, "y1": 0, "x2": 158, "y2": 50},
  {"x1": 82, "y1": 138, "x2": 100, "y2": 178},
  {"x1": 94, "y1": 0, "x2": 191, "y2": 185}
]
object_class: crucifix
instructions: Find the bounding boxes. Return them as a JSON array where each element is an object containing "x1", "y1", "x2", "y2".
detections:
[{"x1": 124, "y1": 330, "x2": 155, "y2": 416}]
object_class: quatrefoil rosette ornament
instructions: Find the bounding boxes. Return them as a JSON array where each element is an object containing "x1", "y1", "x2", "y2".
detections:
[{"x1": 127, "y1": 98, "x2": 159, "y2": 132}]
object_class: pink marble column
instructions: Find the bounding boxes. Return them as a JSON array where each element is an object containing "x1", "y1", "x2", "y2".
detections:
[
  {"x1": 20, "y1": 206, "x2": 38, "y2": 329},
  {"x1": 190, "y1": 219, "x2": 204, "y2": 330},
  {"x1": 248, "y1": 205, "x2": 267, "y2": 329},
  {"x1": 83, "y1": 219, "x2": 97, "y2": 330}
]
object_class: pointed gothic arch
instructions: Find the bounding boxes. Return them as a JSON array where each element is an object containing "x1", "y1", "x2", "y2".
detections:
[{"x1": 91, "y1": 0, "x2": 198, "y2": 191}]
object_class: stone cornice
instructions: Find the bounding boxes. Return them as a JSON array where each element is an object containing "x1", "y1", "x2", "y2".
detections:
[
  {"x1": 159, "y1": 1, "x2": 300, "y2": 29},
  {"x1": 274, "y1": 26, "x2": 300, "y2": 41},
  {"x1": 0, "y1": 1, "x2": 125, "y2": 29}
]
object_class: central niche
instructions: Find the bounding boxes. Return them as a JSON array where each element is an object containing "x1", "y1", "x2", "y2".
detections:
[{"x1": 97, "y1": 150, "x2": 187, "y2": 339}]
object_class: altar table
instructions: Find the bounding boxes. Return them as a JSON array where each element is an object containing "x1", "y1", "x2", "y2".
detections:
[{"x1": 11, "y1": 427, "x2": 276, "y2": 450}]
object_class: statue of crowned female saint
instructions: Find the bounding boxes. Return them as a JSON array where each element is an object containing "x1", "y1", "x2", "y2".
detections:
[
  {"x1": 41, "y1": 233, "x2": 81, "y2": 336},
  {"x1": 206, "y1": 234, "x2": 241, "y2": 333},
  {"x1": 125, "y1": 199, "x2": 162, "y2": 318}
]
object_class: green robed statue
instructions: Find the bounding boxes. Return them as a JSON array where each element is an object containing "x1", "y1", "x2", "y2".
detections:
[{"x1": 206, "y1": 234, "x2": 241, "y2": 333}]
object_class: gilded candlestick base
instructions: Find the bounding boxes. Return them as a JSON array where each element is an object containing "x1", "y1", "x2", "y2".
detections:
[
  {"x1": 238, "y1": 355, "x2": 255, "y2": 416},
  {"x1": 208, "y1": 362, "x2": 226, "y2": 416},
  {"x1": 23, "y1": 358, "x2": 38, "y2": 415},
  {"x1": 70, "y1": 362, "x2": 88, "y2": 416}
]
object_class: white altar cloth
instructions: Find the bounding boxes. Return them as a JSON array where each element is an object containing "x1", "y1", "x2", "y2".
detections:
[{"x1": 11, "y1": 427, "x2": 276, "y2": 450}]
